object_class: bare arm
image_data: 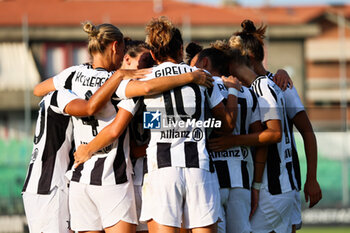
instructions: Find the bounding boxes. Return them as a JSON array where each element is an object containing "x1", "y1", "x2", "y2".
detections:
[
  {"x1": 64, "y1": 71, "x2": 125, "y2": 116},
  {"x1": 63, "y1": 69, "x2": 149, "y2": 116},
  {"x1": 249, "y1": 121, "x2": 268, "y2": 219},
  {"x1": 33, "y1": 78, "x2": 55, "y2": 96},
  {"x1": 208, "y1": 119, "x2": 282, "y2": 151},
  {"x1": 124, "y1": 70, "x2": 213, "y2": 98},
  {"x1": 130, "y1": 139, "x2": 147, "y2": 159},
  {"x1": 210, "y1": 100, "x2": 237, "y2": 134},
  {"x1": 33, "y1": 68, "x2": 150, "y2": 97},
  {"x1": 250, "y1": 121, "x2": 268, "y2": 183},
  {"x1": 273, "y1": 69, "x2": 293, "y2": 91},
  {"x1": 292, "y1": 111, "x2": 322, "y2": 208},
  {"x1": 210, "y1": 76, "x2": 241, "y2": 133},
  {"x1": 73, "y1": 108, "x2": 133, "y2": 167},
  {"x1": 76, "y1": 69, "x2": 148, "y2": 115}
]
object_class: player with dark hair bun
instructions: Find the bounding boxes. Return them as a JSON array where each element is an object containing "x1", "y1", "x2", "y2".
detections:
[{"x1": 233, "y1": 19, "x2": 267, "y2": 63}]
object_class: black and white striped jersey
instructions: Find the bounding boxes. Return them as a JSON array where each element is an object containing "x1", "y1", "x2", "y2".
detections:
[
  {"x1": 53, "y1": 64, "x2": 140, "y2": 186},
  {"x1": 22, "y1": 90, "x2": 79, "y2": 194},
  {"x1": 251, "y1": 75, "x2": 297, "y2": 195},
  {"x1": 210, "y1": 77, "x2": 260, "y2": 189},
  {"x1": 267, "y1": 72, "x2": 305, "y2": 190},
  {"x1": 117, "y1": 62, "x2": 224, "y2": 173}
]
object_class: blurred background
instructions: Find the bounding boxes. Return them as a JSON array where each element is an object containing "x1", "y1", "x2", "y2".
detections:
[{"x1": 0, "y1": 0, "x2": 349, "y2": 232}]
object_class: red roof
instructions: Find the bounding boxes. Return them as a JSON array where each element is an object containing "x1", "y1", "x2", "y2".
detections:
[{"x1": 0, "y1": 0, "x2": 348, "y2": 27}]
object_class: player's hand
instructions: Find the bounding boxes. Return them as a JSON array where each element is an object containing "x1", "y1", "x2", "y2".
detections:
[
  {"x1": 221, "y1": 76, "x2": 241, "y2": 90},
  {"x1": 73, "y1": 144, "x2": 93, "y2": 168},
  {"x1": 249, "y1": 188, "x2": 260, "y2": 220},
  {"x1": 208, "y1": 136, "x2": 235, "y2": 151},
  {"x1": 273, "y1": 69, "x2": 293, "y2": 91},
  {"x1": 114, "y1": 68, "x2": 152, "y2": 80},
  {"x1": 191, "y1": 69, "x2": 214, "y2": 88},
  {"x1": 304, "y1": 178, "x2": 322, "y2": 208}
]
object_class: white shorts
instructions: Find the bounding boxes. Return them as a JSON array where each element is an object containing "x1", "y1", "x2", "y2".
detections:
[
  {"x1": 22, "y1": 185, "x2": 70, "y2": 233},
  {"x1": 134, "y1": 184, "x2": 148, "y2": 232},
  {"x1": 140, "y1": 167, "x2": 220, "y2": 229},
  {"x1": 218, "y1": 188, "x2": 251, "y2": 233},
  {"x1": 250, "y1": 188, "x2": 294, "y2": 233},
  {"x1": 69, "y1": 180, "x2": 138, "y2": 231},
  {"x1": 291, "y1": 190, "x2": 302, "y2": 229}
]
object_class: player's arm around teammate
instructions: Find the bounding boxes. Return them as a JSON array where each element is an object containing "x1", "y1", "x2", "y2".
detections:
[
  {"x1": 208, "y1": 61, "x2": 282, "y2": 150},
  {"x1": 33, "y1": 68, "x2": 149, "y2": 97},
  {"x1": 63, "y1": 69, "x2": 147, "y2": 116},
  {"x1": 73, "y1": 71, "x2": 214, "y2": 166},
  {"x1": 72, "y1": 41, "x2": 213, "y2": 164}
]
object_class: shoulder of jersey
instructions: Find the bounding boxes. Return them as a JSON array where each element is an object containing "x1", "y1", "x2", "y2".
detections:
[
  {"x1": 72, "y1": 63, "x2": 91, "y2": 70},
  {"x1": 266, "y1": 71, "x2": 279, "y2": 86},
  {"x1": 79, "y1": 63, "x2": 114, "y2": 74},
  {"x1": 239, "y1": 85, "x2": 249, "y2": 94},
  {"x1": 178, "y1": 62, "x2": 197, "y2": 70},
  {"x1": 67, "y1": 63, "x2": 92, "y2": 72},
  {"x1": 266, "y1": 71, "x2": 274, "y2": 80},
  {"x1": 251, "y1": 75, "x2": 267, "y2": 86},
  {"x1": 251, "y1": 75, "x2": 270, "y2": 97},
  {"x1": 213, "y1": 76, "x2": 222, "y2": 83},
  {"x1": 151, "y1": 61, "x2": 176, "y2": 71},
  {"x1": 81, "y1": 63, "x2": 92, "y2": 68},
  {"x1": 157, "y1": 61, "x2": 178, "y2": 68}
]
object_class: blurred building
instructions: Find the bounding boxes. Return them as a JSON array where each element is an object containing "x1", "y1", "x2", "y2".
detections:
[
  {"x1": 305, "y1": 5, "x2": 350, "y2": 130},
  {"x1": 0, "y1": 0, "x2": 349, "y2": 133}
]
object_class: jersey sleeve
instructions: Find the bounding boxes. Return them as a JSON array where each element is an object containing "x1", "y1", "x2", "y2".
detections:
[
  {"x1": 117, "y1": 97, "x2": 141, "y2": 116},
  {"x1": 205, "y1": 83, "x2": 224, "y2": 109},
  {"x1": 53, "y1": 66, "x2": 77, "y2": 90},
  {"x1": 253, "y1": 78, "x2": 281, "y2": 123},
  {"x1": 55, "y1": 89, "x2": 80, "y2": 115},
  {"x1": 115, "y1": 68, "x2": 157, "y2": 99},
  {"x1": 284, "y1": 86, "x2": 305, "y2": 119},
  {"x1": 115, "y1": 79, "x2": 132, "y2": 99}
]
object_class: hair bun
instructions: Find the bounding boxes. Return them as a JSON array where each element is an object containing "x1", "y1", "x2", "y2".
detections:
[
  {"x1": 83, "y1": 21, "x2": 98, "y2": 38},
  {"x1": 241, "y1": 19, "x2": 256, "y2": 34}
]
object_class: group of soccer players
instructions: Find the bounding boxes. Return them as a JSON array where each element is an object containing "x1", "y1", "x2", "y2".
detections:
[{"x1": 22, "y1": 16, "x2": 322, "y2": 233}]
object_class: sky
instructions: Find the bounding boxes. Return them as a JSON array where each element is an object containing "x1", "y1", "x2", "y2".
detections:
[{"x1": 187, "y1": 0, "x2": 349, "y2": 7}]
